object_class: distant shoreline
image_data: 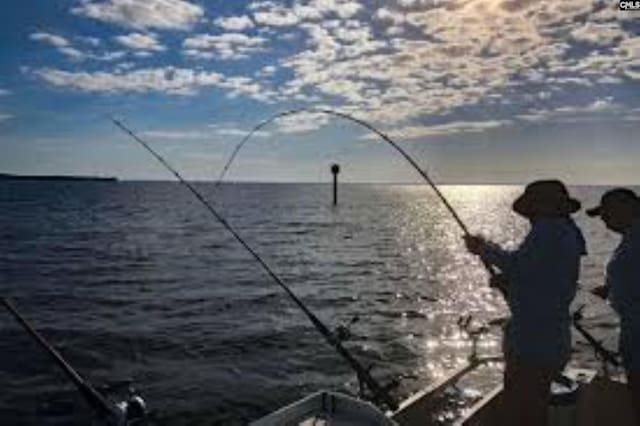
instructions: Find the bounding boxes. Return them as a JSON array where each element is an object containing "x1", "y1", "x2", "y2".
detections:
[
  {"x1": 0, "y1": 173, "x2": 118, "y2": 182},
  {"x1": 0, "y1": 175, "x2": 633, "y2": 186}
]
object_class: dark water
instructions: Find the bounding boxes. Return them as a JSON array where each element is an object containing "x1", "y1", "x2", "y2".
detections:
[{"x1": 0, "y1": 182, "x2": 631, "y2": 425}]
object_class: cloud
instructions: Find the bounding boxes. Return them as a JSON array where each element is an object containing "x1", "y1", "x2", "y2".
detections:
[
  {"x1": 253, "y1": 5, "x2": 300, "y2": 27},
  {"x1": 183, "y1": 33, "x2": 267, "y2": 60},
  {"x1": 140, "y1": 124, "x2": 271, "y2": 141},
  {"x1": 0, "y1": 113, "x2": 13, "y2": 122},
  {"x1": 597, "y1": 75, "x2": 624, "y2": 84},
  {"x1": 30, "y1": 32, "x2": 92, "y2": 60},
  {"x1": 374, "y1": 7, "x2": 405, "y2": 25},
  {"x1": 30, "y1": 32, "x2": 71, "y2": 47},
  {"x1": 555, "y1": 98, "x2": 617, "y2": 114},
  {"x1": 33, "y1": 67, "x2": 224, "y2": 95},
  {"x1": 71, "y1": 0, "x2": 204, "y2": 30},
  {"x1": 517, "y1": 97, "x2": 620, "y2": 123},
  {"x1": 78, "y1": 36, "x2": 101, "y2": 47},
  {"x1": 214, "y1": 15, "x2": 254, "y2": 31},
  {"x1": 31, "y1": 66, "x2": 273, "y2": 101},
  {"x1": 329, "y1": 1, "x2": 362, "y2": 19},
  {"x1": 297, "y1": 0, "x2": 362, "y2": 19},
  {"x1": 360, "y1": 120, "x2": 511, "y2": 140},
  {"x1": 207, "y1": 124, "x2": 271, "y2": 138},
  {"x1": 24, "y1": 0, "x2": 640, "y2": 131},
  {"x1": 0, "y1": 88, "x2": 10, "y2": 96},
  {"x1": 250, "y1": 0, "x2": 362, "y2": 27},
  {"x1": 114, "y1": 32, "x2": 166, "y2": 51},
  {"x1": 570, "y1": 21, "x2": 626, "y2": 46},
  {"x1": 246, "y1": 0, "x2": 638, "y2": 128},
  {"x1": 30, "y1": 31, "x2": 125, "y2": 61},
  {"x1": 95, "y1": 51, "x2": 128, "y2": 61},
  {"x1": 141, "y1": 129, "x2": 211, "y2": 140},
  {"x1": 274, "y1": 112, "x2": 332, "y2": 134}
]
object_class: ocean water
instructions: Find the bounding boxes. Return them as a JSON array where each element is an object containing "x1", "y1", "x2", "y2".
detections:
[{"x1": 0, "y1": 182, "x2": 633, "y2": 425}]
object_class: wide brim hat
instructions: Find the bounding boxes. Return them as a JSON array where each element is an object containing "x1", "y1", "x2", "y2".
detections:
[
  {"x1": 512, "y1": 180, "x2": 581, "y2": 218},
  {"x1": 587, "y1": 188, "x2": 640, "y2": 217}
]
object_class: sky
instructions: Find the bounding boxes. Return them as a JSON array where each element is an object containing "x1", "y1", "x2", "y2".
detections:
[{"x1": 0, "y1": 0, "x2": 639, "y2": 184}]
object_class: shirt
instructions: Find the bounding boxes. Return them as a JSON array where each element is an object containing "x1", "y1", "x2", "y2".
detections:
[
  {"x1": 606, "y1": 221, "x2": 640, "y2": 371},
  {"x1": 479, "y1": 218, "x2": 587, "y2": 365}
]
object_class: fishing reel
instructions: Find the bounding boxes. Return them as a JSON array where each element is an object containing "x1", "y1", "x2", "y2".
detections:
[
  {"x1": 355, "y1": 364, "x2": 400, "y2": 411},
  {"x1": 457, "y1": 315, "x2": 490, "y2": 363},
  {"x1": 117, "y1": 389, "x2": 147, "y2": 426},
  {"x1": 334, "y1": 315, "x2": 360, "y2": 342},
  {"x1": 97, "y1": 380, "x2": 148, "y2": 426}
]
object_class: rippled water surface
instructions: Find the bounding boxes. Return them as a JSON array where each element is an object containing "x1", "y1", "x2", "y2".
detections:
[{"x1": 0, "y1": 182, "x2": 633, "y2": 425}]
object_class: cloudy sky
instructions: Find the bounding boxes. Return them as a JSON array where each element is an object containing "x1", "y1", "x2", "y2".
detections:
[{"x1": 1, "y1": 0, "x2": 639, "y2": 183}]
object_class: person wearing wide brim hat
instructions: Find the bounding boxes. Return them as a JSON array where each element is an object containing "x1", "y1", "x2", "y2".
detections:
[
  {"x1": 512, "y1": 179, "x2": 582, "y2": 219},
  {"x1": 588, "y1": 188, "x2": 640, "y2": 423},
  {"x1": 464, "y1": 179, "x2": 587, "y2": 426}
]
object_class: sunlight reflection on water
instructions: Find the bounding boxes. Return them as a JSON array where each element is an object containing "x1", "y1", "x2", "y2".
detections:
[{"x1": 0, "y1": 182, "x2": 630, "y2": 425}]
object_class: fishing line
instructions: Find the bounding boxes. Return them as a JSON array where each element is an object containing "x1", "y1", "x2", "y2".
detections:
[
  {"x1": 216, "y1": 107, "x2": 498, "y2": 277},
  {"x1": 109, "y1": 116, "x2": 398, "y2": 411}
]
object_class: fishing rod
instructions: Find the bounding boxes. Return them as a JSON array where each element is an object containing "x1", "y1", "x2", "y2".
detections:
[
  {"x1": 215, "y1": 108, "x2": 498, "y2": 278},
  {"x1": 572, "y1": 305, "x2": 621, "y2": 368},
  {"x1": 217, "y1": 109, "x2": 623, "y2": 378},
  {"x1": 1, "y1": 297, "x2": 120, "y2": 423},
  {"x1": 109, "y1": 116, "x2": 399, "y2": 411}
]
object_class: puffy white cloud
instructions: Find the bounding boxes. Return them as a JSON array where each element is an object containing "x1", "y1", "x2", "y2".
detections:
[
  {"x1": 58, "y1": 47, "x2": 87, "y2": 59},
  {"x1": 374, "y1": 7, "x2": 405, "y2": 25},
  {"x1": 570, "y1": 21, "x2": 626, "y2": 46},
  {"x1": 256, "y1": 0, "x2": 637, "y2": 127},
  {"x1": 31, "y1": 66, "x2": 274, "y2": 101},
  {"x1": 250, "y1": 0, "x2": 362, "y2": 26},
  {"x1": 214, "y1": 15, "x2": 254, "y2": 31},
  {"x1": 71, "y1": 0, "x2": 204, "y2": 30},
  {"x1": 33, "y1": 67, "x2": 224, "y2": 95},
  {"x1": 259, "y1": 65, "x2": 277, "y2": 76},
  {"x1": 274, "y1": 112, "x2": 332, "y2": 134},
  {"x1": 29, "y1": 31, "x2": 127, "y2": 61},
  {"x1": 617, "y1": 36, "x2": 640, "y2": 60},
  {"x1": 95, "y1": 51, "x2": 128, "y2": 61},
  {"x1": 26, "y1": 0, "x2": 639, "y2": 131},
  {"x1": 253, "y1": 4, "x2": 300, "y2": 27},
  {"x1": 30, "y1": 32, "x2": 70, "y2": 47},
  {"x1": 183, "y1": 33, "x2": 267, "y2": 60},
  {"x1": 114, "y1": 32, "x2": 166, "y2": 51},
  {"x1": 320, "y1": 0, "x2": 362, "y2": 19},
  {"x1": 183, "y1": 33, "x2": 265, "y2": 49},
  {"x1": 29, "y1": 32, "x2": 91, "y2": 60}
]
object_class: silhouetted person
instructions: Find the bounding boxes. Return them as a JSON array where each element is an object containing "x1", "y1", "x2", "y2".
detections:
[
  {"x1": 588, "y1": 188, "x2": 640, "y2": 424},
  {"x1": 464, "y1": 180, "x2": 586, "y2": 426}
]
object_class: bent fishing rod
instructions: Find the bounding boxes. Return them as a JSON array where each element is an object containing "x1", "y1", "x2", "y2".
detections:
[
  {"x1": 215, "y1": 108, "x2": 498, "y2": 277},
  {"x1": 1, "y1": 298, "x2": 119, "y2": 422},
  {"x1": 109, "y1": 116, "x2": 399, "y2": 411},
  {"x1": 217, "y1": 109, "x2": 624, "y2": 374}
]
